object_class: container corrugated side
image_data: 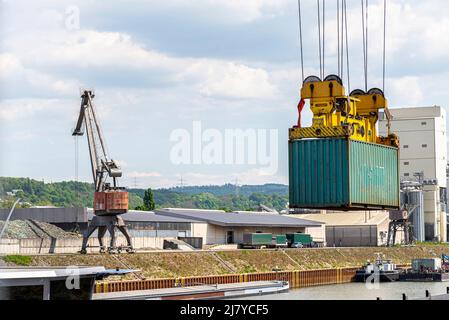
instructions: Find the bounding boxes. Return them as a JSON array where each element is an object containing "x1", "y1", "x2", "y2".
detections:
[
  {"x1": 289, "y1": 138, "x2": 399, "y2": 210},
  {"x1": 243, "y1": 233, "x2": 272, "y2": 245},
  {"x1": 349, "y1": 140, "x2": 399, "y2": 208},
  {"x1": 289, "y1": 138, "x2": 350, "y2": 208},
  {"x1": 275, "y1": 235, "x2": 287, "y2": 244},
  {"x1": 286, "y1": 233, "x2": 312, "y2": 244}
]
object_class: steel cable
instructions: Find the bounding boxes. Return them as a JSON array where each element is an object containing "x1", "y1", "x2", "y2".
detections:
[
  {"x1": 383, "y1": 0, "x2": 387, "y2": 93},
  {"x1": 337, "y1": 0, "x2": 340, "y2": 77},
  {"x1": 365, "y1": 0, "x2": 369, "y2": 91},
  {"x1": 322, "y1": 0, "x2": 325, "y2": 78},
  {"x1": 298, "y1": 0, "x2": 304, "y2": 82},
  {"x1": 344, "y1": 0, "x2": 350, "y2": 92},
  {"x1": 361, "y1": 0, "x2": 367, "y2": 91},
  {"x1": 317, "y1": 0, "x2": 322, "y2": 79}
]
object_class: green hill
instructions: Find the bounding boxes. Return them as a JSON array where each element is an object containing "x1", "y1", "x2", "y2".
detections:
[{"x1": 0, "y1": 177, "x2": 288, "y2": 212}]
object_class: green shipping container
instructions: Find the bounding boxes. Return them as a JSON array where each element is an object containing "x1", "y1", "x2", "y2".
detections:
[
  {"x1": 242, "y1": 233, "x2": 273, "y2": 245},
  {"x1": 289, "y1": 138, "x2": 399, "y2": 210},
  {"x1": 275, "y1": 234, "x2": 287, "y2": 245},
  {"x1": 286, "y1": 233, "x2": 312, "y2": 245}
]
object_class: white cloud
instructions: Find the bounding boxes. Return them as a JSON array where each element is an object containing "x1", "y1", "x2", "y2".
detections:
[
  {"x1": 134, "y1": 0, "x2": 291, "y2": 24},
  {"x1": 0, "y1": 132, "x2": 36, "y2": 142},
  {"x1": 2, "y1": 28, "x2": 277, "y2": 101},
  {"x1": 389, "y1": 76, "x2": 424, "y2": 106},
  {"x1": 0, "y1": 98, "x2": 66, "y2": 121},
  {"x1": 180, "y1": 61, "x2": 277, "y2": 99},
  {"x1": 0, "y1": 53, "x2": 80, "y2": 96},
  {"x1": 127, "y1": 171, "x2": 162, "y2": 178}
]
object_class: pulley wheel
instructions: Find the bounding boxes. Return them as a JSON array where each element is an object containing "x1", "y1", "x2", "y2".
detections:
[
  {"x1": 324, "y1": 74, "x2": 343, "y2": 85},
  {"x1": 350, "y1": 89, "x2": 366, "y2": 96},
  {"x1": 303, "y1": 75, "x2": 322, "y2": 84},
  {"x1": 368, "y1": 88, "x2": 384, "y2": 96}
]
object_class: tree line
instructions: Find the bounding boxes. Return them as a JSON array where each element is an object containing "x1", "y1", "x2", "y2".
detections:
[{"x1": 0, "y1": 177, "x2": 288, "y2": 212}]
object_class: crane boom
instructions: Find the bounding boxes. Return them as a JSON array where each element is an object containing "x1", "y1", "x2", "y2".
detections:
[{"x1": 73, "y1": 90, "x2": 122, "y2": 192}]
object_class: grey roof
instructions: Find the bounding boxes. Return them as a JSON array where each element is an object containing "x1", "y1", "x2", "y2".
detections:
[
  {"x1": 0, "y1": 207, "x2": 87, "y2": 223},
  {"x1": 155, "y1": 208, "x2": 323, "y2": 228},
  {"x1": 87, "y1": 209, "x2": 197, "y2": 223}
]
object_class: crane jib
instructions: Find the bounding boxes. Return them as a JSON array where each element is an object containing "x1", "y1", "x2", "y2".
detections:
[{"x1": 72, "y1": 89, "x2": 129, "y2": 215}]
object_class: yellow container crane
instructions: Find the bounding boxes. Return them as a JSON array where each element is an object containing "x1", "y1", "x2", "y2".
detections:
[{"x1": 289, "y1": 74, "x2": 399, "y2": 148}]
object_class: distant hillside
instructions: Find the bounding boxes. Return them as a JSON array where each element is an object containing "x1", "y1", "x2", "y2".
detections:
[
  {"x1": 0, "y1": 177, "x2": 288, "y2": 212},
  {"x1": 129, "y1": 188, "x2": 288, "y2": 212},
  {"x1": 163, "y1": 183, "x2": 288, "y2": 197},
  {"x1": 0, "y1": 177, "x2": 143, "y2": 209}
]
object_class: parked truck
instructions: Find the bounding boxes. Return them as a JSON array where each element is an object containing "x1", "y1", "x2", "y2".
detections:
[
  {"x1": 238, "y1": 233, "x2": 273, "y2": 249},
  {"x1": 286, "y1": 233, "x2": 313, "y2": 248},
  {"x1": 238, "y1": 233, "x2": 288, "y2": 249},
  {"x1": 273, "y1": 234, "x2": 288, "y2": 248}
]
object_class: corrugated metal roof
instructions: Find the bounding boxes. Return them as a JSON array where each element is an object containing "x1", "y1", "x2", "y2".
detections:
[
  {"x1": 0, "y1": 207, "x2": 86, "y2": 223},
  {"x1": 290, "y1": 211, "x2": 389, "y2": 226},
  {"x1": 87, "y1": 209, "x2": 199, "y2": 223},
  {"x1": 156, "y1": 208, "x2": 323, "y2": 227}
]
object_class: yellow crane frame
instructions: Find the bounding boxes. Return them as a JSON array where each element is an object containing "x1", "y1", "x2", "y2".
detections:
[{"x1": 289, "y1": 75, "x2": 399, "y2": 148}]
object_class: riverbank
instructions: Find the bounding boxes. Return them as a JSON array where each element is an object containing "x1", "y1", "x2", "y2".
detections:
[{"x1": 1, "y1": 245, "x2": 448, "y2": 279}]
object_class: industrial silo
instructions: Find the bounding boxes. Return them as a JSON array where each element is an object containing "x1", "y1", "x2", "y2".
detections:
[
  {"x1": 408, "y1": 190, "x2": 425, "y2": 242},
  {"x1": 400, "y1": 190, "x2": 407, "y2": 208}
]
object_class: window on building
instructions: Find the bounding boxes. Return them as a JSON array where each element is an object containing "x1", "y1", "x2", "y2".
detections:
[
  {"x1": 404, "y1": 173, "x2": 410, "y2": 177},
  {"x1": 422, "y1": 144, "x2": 427, "y2": 148},
  {"x1": 404, "y1": 162, "x2": 409, "y2": 165},
  {"x1": 421, "y1": 121, "x2": 427, "y2": 125},
  {"x1": 403, "y1": 145, "x2": 409, "y2": 148}
]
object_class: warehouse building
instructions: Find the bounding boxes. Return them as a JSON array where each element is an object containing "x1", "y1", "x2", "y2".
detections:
[
  {"x1": 0, "y1": 207, "x2": 87, "y2": 231},
  {"x1": 0, "y1": 207, "x2": 324, "y2": 249},
  {"x1": 379, "y1": 106, "x2": 447, "y2": 242},
  {"x1": 86, "y1": 209, "x2": 205, "y2": 238},
  {"x1": 291, "y1": 211, "x2": 401, "y2": 247},
  {"x1": 156, "y1": 208, "x2": 325, "y2": 246}
]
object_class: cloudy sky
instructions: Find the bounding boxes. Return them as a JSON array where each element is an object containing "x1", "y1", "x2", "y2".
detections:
[{"x1": 1, "y1": 0, "x2": 448, "y2": 188}]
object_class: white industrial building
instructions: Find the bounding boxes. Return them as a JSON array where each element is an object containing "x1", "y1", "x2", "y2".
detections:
[
  {"x1": 156, "y1": 208, "x2": 325, "y2": 246},
  {"x1": 0, "y1": 207, "x2": 325, "y2": 253},
  {"x1": 291, "y1": 211, "x2": 402, "y2": 247},
  {"x1": 379, "y1": 106, "x2": 447, "y2": 241}
]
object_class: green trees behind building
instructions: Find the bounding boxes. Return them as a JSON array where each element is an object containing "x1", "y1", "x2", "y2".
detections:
[
  {"x1": 0, "y1": 177, "x2": 288, "y2": 212},
  {"x1": 135, "y1": 188, "x2": 156, "y2": 211}
]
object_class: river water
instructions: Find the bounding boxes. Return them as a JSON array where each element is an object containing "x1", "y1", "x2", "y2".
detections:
[{"x1": 238, "y1": 281, "x2": 449, "y2": 300}]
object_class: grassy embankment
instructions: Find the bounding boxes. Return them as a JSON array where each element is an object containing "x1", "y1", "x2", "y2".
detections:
[{"x1": 2, "y1": 245, "x2": 448, "y2": 280}]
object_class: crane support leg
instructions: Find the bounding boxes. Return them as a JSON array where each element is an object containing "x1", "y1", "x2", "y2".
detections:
[
  {"x1": 107, "y1": 223, "x2": 117, "y2": 254},
  {"x1": 80, "y1": 221, "x2": 99, "y2": 254},
  {"x1": 117, "y1": 225, "x2": 134, "y2": 253},
  {"x1": 79, "y1": 215, "x2": 134, "y2": 254},
  {"x1": 98, "y1": 226, "x2": 107, "y2": 253}
]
